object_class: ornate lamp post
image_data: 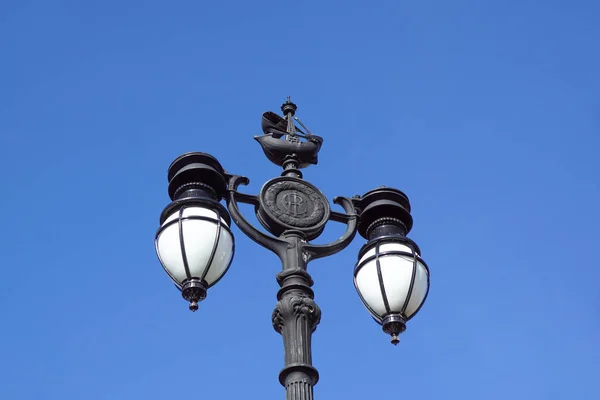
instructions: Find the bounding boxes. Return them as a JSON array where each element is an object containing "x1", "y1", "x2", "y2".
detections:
[{"x1": 155, "y1": 98, "x2": 430, "y2": 400}]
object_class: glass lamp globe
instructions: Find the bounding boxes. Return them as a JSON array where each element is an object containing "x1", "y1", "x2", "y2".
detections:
[
  {"x1": 155, "y1": 204, "x2": 234, "y2": 311},
  {"x1": 354, "y1": 237, "x2": 429, "y2": 344}
]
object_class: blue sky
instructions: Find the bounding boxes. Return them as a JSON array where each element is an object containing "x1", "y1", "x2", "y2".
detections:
[{"x1": 1, "y1": 1, "x2": 599, "y2": 399}]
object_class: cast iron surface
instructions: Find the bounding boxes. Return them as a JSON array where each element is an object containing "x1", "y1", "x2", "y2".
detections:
[
  {"x1": 226, "y1": 171, "x2": 357, "y2": 400},
  {"x1": 257, "y1": 176, "x2": 331, "y2": 240},
  {"x1": 255, "y1": 97, "x2": 324, "y2": 169},
  {"x1": 224, "y1": 100, "x2": 360, "y2": 399},
  {"x1": 157, "y1": 99, "x2": 428, "y2": 400}
]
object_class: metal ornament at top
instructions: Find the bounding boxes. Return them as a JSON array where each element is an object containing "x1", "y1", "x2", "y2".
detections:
[
  {"x1": 254, "y1": 97, "x2": 330, "y2": 239},
  {"x1": 255, "y1": 97, "x2": 324, "y2": 172}
]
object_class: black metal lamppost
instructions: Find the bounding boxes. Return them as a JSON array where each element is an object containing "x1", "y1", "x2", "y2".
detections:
[{"x1": 155, "y1": 98, "x2": 430, "y2": 400}]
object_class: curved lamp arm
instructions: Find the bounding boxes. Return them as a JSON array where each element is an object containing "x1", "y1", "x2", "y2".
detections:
[
  {"x1": 226, "y1": 174, "x2": 287, "y2": 258},
  {"x1": 302, "y1": 196, "x2": 358, "y2": 262}
]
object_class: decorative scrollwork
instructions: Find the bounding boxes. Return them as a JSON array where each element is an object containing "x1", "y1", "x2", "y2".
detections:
[
  {"x1": 301, "y1": 196, "x2": 358, "y2": 262},
  {"x1": 225, "y1": 174, "x2": 287, "y2": 257},
  {"x1": 272, "y1": 294, "x2": 322, "y2": 334}
]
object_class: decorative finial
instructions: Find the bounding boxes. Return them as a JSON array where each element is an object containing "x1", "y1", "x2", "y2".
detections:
[
  {"x1": 181, "y1": 279, "x2": 207, "y2": 312},
  {"x1": 281, "y1": 97, "x2": 297, "y2": 116},
  {"x1": 255, "y1": 98, "x2": 323, "y2": 171},
  {"x1": 382, "y1": 314, "x2": 406, "y2": 347}
]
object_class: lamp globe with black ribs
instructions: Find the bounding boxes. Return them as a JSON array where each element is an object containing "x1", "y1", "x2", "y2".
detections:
[
  {"x1": 353, "y1": 187, "x2": 430, "y2": 345},
  {"x1": 155, "y1": 152, "x2": 235, "y2": 312}
]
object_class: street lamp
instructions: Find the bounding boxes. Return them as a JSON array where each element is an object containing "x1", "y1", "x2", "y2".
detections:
[
  {"x1": 155, "y1": 153, "x2": 235, "y2": 311},
  {"x1": 155, "y1": 98, "x2": 430, "y2": 399},
  {"x1": 353, "y1": 187, "x2": 430, "y2": 345}
]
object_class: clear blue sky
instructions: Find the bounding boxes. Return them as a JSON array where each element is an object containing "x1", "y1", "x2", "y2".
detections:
[{"x1": 1, "y1": 1, "x2": 599, "y2": 399}]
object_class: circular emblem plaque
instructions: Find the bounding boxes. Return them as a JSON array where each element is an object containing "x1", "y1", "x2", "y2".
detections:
[{"x1": 257, "y1": 177, "x2": 331, "y2": 239}]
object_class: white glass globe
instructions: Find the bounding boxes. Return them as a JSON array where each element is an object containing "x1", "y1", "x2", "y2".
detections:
[
  {"x1": 355, "y1": 240, "x2": 429, "y2": 321},
  {"x1": 156, "y1": 206, "x2": 234, "y2": 287}
]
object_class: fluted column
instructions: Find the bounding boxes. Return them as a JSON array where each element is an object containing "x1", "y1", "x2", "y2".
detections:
[{"x1": 272, "y1": 234, "x2": 321, "y2": 400}]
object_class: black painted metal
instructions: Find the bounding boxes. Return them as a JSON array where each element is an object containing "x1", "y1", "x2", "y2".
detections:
[
  {"x1": 226, "y1": 169, "x2": 358, "y2": 400},
  {"x1": 353, "y1": 187, "x2": 413, "y2": 239},
  {"x1": 255, "y1": 97, "x2": 324, "y2": 170},
  {"x1": 352, "y1": 187, "x2": 430, "y2": 345},
  {"x1": 155, "y1": 152, "x2": 235, "y2": 310},
  {"x1": 382, "y1": 314, "x2": 406, "y2": 346},
  {"x1": 272, "y1": 234, "x2": 321, "y2": 399},
  {"x1": 181, "y1": 278, "x2": 207, "y2": 312},
  {"x1": 167, "y1": 152, "x2": 228, "y2": 200},
  {"x1": 156, "y1": 100, "x2": 430, "y2": 400},
  {"x1": 257, "y1": 176, "x2": 331, "y2": 240}
]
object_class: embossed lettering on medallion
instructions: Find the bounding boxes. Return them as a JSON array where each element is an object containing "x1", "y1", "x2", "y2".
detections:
[{"x1": 278, "y1": 190, "x2": 311, "y2": 217}]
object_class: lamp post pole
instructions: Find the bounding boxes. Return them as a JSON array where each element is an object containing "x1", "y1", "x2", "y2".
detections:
[
  {"x1": 155, "y1": 98, "x2": 430, "y2": 400},
  {"x1": 271, "y1": 235, "x2": 321, "y2": 400}
]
